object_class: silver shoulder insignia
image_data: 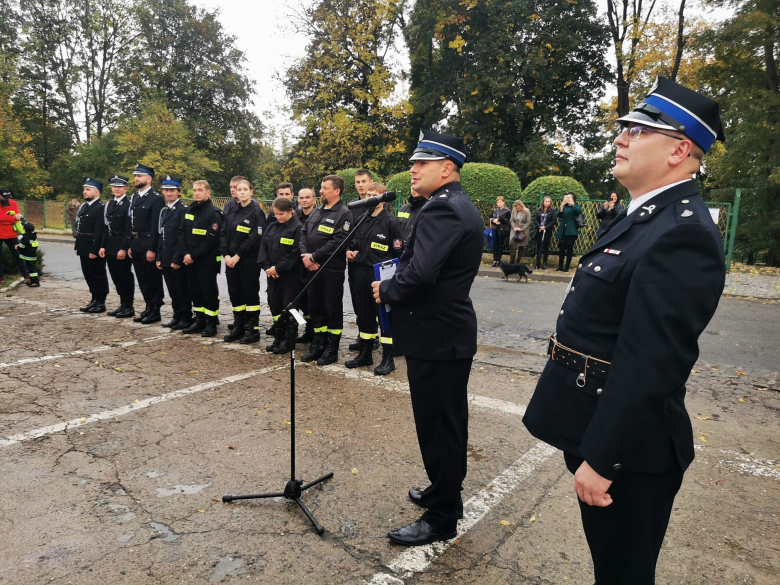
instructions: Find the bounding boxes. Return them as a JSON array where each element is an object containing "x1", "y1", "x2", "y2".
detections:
[
  {"x1": 681, "y1": 199, "x2": 690, "y2": 204},
  {"x1": 681, "y1": 210, "x2": 694, "y2": 217}
]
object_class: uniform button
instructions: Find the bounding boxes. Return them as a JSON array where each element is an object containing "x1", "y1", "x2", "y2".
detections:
[
  {"x1": 559, "y1": 310, "x2": 564, "y2": 316},
  {"x1": 569, "y1": 287, "x2": 575, "y2": 294},
  {"x1": 578, "y1": 263, "x2": 582, "y2": 269},
  {"x1": 613, "y1": 463, "x2": 622, "y2": 471},
  {"x1": 597, "y1": 388, "x2": 602, "y2": 395},
  {"x1": 594, "y1": 266, "x2": 601, "y2": 272}
]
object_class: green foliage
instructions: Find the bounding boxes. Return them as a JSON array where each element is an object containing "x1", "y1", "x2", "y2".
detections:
[
  {"x1": 386, "y1": 171, "x2": 412, "y2": 199},
  {"x1": 48, "y1": 132, "x2": 123, "y2": 196},
  {"x1": 522, "y1": 176, "x2": 589, "y2": 202},
  {"x1": 2, "y1": 245, "x2": 43, "y2": 276},
  {"x1": 385, "y1": 163, "x2": 522, "y2": 202},
  {"x1": 0, "y1": 87, "x2": 50, "y2": 198},
  {"x1": 336, "y1": 168, "x2": 382, "y2": 200}
]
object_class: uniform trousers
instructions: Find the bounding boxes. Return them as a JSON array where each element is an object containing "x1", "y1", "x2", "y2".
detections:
[
  {"x1": 131, "y1": 245, "x2": 163, "y2": 308},
  {"x1": 307, "y1": 268, "x2": 344, "y2": 333},
  {"x1": 406, "y1": 356, "x2": 471, "y2": 530},
  {"x1": 563, "y1": 452, "x2": 684, "y2": 585},
  {"x1": 226, "y1": 260, "x2": 260, "y2": 313},
  {"x1": 267, "y1": 271, "x2": 303, "y2": 318},
  {"x1": 79, "y1": 255, "x2": 109, "y2": 301},
  {"x1": 186, "y1": 264, "x2": 220, "y2": 316},
  {"x1": 0, "y1": 238, "x2": 28, "y2": 278},
  {"x1": 298, "y1": 272, "x2": 310, "y2": 318},
  {"x1": 162, "y1": 266, "x2": 191, "y2": 320},
  {"x1": 492, "y1": 228, "x2": 509, "y2": 263},
  {"x1": 347, "y1": 262, "x2": 360, "y2": 330},
  {"x1": 106, "y1": 255, "x2": 135, "y2": 302},
  {"x1": 353, "y1": 265, "x2": 390, "y2": 341}
]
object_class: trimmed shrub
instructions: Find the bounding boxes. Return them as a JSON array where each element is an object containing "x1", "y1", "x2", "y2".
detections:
[
  {"x1": 386, "y1": 171, "x2": 412, "y2": 199},
  {"x1": 385, "y1": 163, "x2": 523, "y2": 203},
  {"x1": 336, "y1": 168, "x2": 382, "y2": 200},
  {"x1": 522, "y1": 176, "x2": 589, "y2": 203}
]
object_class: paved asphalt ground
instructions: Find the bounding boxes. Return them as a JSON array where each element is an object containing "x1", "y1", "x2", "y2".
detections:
[{"x1": 0, "y1": 239, "x2": 778, "y2": 584}]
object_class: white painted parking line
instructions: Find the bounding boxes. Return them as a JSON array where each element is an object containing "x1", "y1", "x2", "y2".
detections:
[
  {"x1": 0, "y1": 334, "x2": 172, "y2": 370},
  {"x1": 0, "y1": 366, "x2": 285, "y2": 448},
  {"x1": 366, "y1": 442, "x2": 558, "y2": 583},
  {"x1": 695, "y1": 446, "x2": 780, "y2": 480}
]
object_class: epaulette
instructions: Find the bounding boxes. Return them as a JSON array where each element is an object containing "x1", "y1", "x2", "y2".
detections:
[{"x1": 675, "y1": 198, "x2": 702, "y2": 225}]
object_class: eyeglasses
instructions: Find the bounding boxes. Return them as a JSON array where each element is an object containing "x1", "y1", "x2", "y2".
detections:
[{"x1": 620, "y1": 124, "x2": 686, "y2": 142}]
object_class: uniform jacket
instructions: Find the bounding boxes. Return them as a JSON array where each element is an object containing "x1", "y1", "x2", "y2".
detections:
[
  {"x1": 300, "y1": 199, "x2": 352, "y2": 273},
  {"x1": 349, "y1": 208, "x2": 403, "y2": 267},
  {"x1": 0, "y1": 200, "x2": 21, "y2": 239},
  {"x1": 219, "y1": 199, "x2": 266, "y2": 260},
  {"x1": 174, "y1": 199, "x2": 224, "y2": 269},
  {"x1": 100, "y1": 196, "x2": 131, "y2": 255},
  {"x1": 555, "y1": 204, "x2": 583, "y2": 238},
  {"x1": 397, "y1": 195, "x2": 426, "y2": 245},
  {"x1": 257, "y1": 216, "x2": 304, "y2": 276},
  {"x1": 491, "y1": 206, "x2": 511, "y2": 232},
  {"x1": 157, "y1": 200, "x2": 187, "y2": 268},
  {"x1": 17, "y1": 231, "x2": 39, "y2": 261},
  {"x1": 523, "y1": 181, "x2": 726, "y2": 481},
  {"x1": 267, "y1": 200, "x2": 300, "y2": 229},
  {"x1": 123, "y1": 189, "x2": 164, "y2": 253},
  {"x1": 74, "y1": 199, "x2": 106, "y2": 257},
  {"x1": 296, "y1": 207, "x2": 315, "y2": 225},
  {"x1": 510, "y1": 208, "x2": 532, "y2": 247},
  {"x1": 379, "y1": 182, "x2": 484, "y2": 360}
]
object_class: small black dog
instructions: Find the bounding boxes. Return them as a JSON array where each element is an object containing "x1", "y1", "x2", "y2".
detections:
[{"x1": 499, "y1": 262, "x2": 533, "y2": 282}]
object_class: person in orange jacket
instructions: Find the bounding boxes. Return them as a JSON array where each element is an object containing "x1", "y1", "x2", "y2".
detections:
[{"x1": 0, "y1": 188, "x2": 30, "y2": 285}]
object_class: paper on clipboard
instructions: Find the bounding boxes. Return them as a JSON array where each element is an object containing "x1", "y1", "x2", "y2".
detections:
[{"x1": 374, "y1": 259, "x2": 399, "y2": 333}]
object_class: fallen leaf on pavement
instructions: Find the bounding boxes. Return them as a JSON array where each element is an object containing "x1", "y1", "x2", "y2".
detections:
[
  {"x1": 305, "y1": 430, "x2": 312, "y2": 434},
  {"x1": 352, "y1": 468, "x2": 358, "y2": 475},
  {"x1": 284, "y1": 420, "x2": 291, "y2": 425},
  {"x1": 499, "y1": 520, "x2": 513, "y2": 526}
]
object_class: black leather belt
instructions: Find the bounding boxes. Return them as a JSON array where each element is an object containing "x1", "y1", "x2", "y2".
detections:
[
  {"x1": 131, "y1": 231, "x2": 151, "y2": 238},
  {"x1": 76, "y1": 232, "x2": 94, "y2": 237},
  {"x1": 548, "y1": 335, "x2": 610, "y2": 386}
]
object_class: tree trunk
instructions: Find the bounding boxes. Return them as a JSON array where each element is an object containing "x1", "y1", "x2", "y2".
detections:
[{"x1": 670, "y1": 0, "x2": 686, "y2": 82}]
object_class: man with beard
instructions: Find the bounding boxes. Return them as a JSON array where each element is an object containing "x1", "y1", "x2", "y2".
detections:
[{"x1": 99, "y1": 174, "x2": 135, "y2": 318}]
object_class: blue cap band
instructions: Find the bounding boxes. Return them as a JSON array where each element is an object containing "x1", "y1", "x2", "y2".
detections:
[
  {"x1": 417, "y1": 141, "x2": 466, "y2": 165},
  {"x1": 644, "y1": 95, "x2": 716, "y2": 153}
]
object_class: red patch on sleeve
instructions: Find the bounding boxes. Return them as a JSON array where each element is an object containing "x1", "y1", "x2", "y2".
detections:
[{"x1": 212, "y1": 223, "x2": 218, "y2": 231}]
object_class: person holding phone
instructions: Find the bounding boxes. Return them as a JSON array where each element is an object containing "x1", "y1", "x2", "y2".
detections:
[{"x1": 555, "y1": 192, "x2": 582, "y2": 272}]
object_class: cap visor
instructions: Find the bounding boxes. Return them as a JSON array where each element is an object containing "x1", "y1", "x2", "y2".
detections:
[
  {"x1": 409, "y1": 152, "x2": 447, "y2": 161},
  {"x1": 132, "y1": 171, "x2": 150, "y2": 175},
  {"x1": 616, "y1": 112, "x2": 677, "y2": 131}
]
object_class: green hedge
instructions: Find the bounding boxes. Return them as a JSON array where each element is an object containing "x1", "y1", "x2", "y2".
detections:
[
  {"x1": 336, "y1": 168, "x2": 382, "y2": 200},
  {"x1": 522, "y1": 176, "x2": 588, "y2": 202},
  {"x1": 385, "y1": 163, "x2": 523, "y2": 202},
  {"x1": 2, "y1": 246, "x2": 44, "y2": 277}
]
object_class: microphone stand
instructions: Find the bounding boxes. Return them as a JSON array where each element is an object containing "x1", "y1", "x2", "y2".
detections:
[{"x1": 222, "y1": 202, "x2": 378, "y2": 535}]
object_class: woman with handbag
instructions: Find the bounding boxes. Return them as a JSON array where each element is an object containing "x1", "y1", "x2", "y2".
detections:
[
  {"x1": 490, "y1": 196, "x2": 511, "y2": 266},
  {"x1": 555, "y1": 192, "x2": 582, "y2": 272},
  {"x1": 509, "y1": 200, "x2": 531, "y2": 264}
]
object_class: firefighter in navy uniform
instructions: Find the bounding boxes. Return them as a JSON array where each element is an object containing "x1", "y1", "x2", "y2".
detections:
[
  {"x1": 292, "y1": 188, "x2": 317, "y2": 344},
  {"x1": 372, "y1": 130, "x2": 484, "y2": 546},
  {"x1": 75, "y1": 178, "x2": 109, "y2": 313},
  {"x1": 124, "y1": 163, "x2": 165, "y2": 323},
  {"x1": 345, "y1": 182, "x2": 402, "y2": 375},
  {"x1": 396, "y1": 187, "x2": 426, "y2": 246},
  {"x1": 220, "y1": 178, "x2": 266, "y2": 344},
  {"x1": 99, "y1": 174, "x2": 135, "y2": 318},
  {"x1": 156, "y1": 175, "x2": 192, "y2": 330},
  {"x1": 299, "y1": 175, "x2": 352, "y2": 365},
  {"x1": 523, "y1": 77, "x2": 727, "y2": 584},
  {"x1": 258, "y1": 197, "x2": 304, "y2": 354},
  {"x1": 174, "y1": 180, "x2": 223, "y2": 337}
]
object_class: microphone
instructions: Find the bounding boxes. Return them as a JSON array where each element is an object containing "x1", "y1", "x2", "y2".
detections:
[{"x1": 347, "y1": 191, "x2": 397, "y2": 210}]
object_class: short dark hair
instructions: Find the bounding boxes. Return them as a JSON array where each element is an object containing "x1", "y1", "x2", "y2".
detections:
[
  {"x1": 322, "y1": 175, "x2": 344, "y2": 195},
  {"x1": 276, "y1": 182, "x2": 293, "y2": 193},
  {"x1": 355, "y1": 169, "x2": 372, "y2": 179},
  {"x1": 272, "y1": 197, "x2": 293, "y2": 212},
  {"x1": 230, "y1": 175, "x2": 247, "y2": 184}
]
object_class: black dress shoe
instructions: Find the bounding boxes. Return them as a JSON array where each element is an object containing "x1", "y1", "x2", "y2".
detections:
[
  {"x1": 408, "y1": 488, "x2": 464, "y2": 519},
  {"x1": 171, "y1": 319, "x2": 191, "y2": 331},
  {"x1": 387, "y1": 518, "x2": 457, "y2": 547},
  {"x1": 161, "y1": 317, "x2": 180, "y2": 328},
  {"x1": 140, "y1": 311, "x2": 161, "y2": 324},
  {"x1": 80, "y1": 300, "x2": 97, "y2": 312},
  {"x1": 87, "y1": 303, "x2": 106, "y2": 313},
  {"x1": 107, "y1": 306, "x2": 122, "y2": 317},
  {"x1": 115, "y1": 306, "x2": 135, "y2": 318},
  {"x1": 134, "y1": 305, "x2": 151, "y2": 322}
]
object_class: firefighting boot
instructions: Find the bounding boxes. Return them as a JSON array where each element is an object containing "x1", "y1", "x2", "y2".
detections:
[
  {"x1": 301, "y1": 332, "x2": 326, "y2": 362},
  {"x1": 181, "y1": 313, "x2": 206, "y2": 334},
  {"x1": 295, "y1": 318, "x2": 314, "y2": 344},
  {"x1": 223, "y1": 312, "x2": 246, "y2": 342},
  {"x1": 345, "y1": 338, "x2": 374, "y2": 369},
  {"x1": 201, "y1": 315, "x2": 218, "y2": 337},
  {"x1": 373, "y1": 343, "x2": 396, "y2": 376},
  {"x1": 317, "y1": 333, "x2": 341, "y2": 366},
  {"x1": 240, "y1": 314, "x2": 261, "y2": 345}
]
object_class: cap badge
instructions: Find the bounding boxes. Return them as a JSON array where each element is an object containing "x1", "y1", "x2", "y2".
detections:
[
  {"x1": 166, "y1": 175, "x2": 171, "y2": 181},
  {"x1": 419, "y1": 130, "x2": 424, "y2": 141}
]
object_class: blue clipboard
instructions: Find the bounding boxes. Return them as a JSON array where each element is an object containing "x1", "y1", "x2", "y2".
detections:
[{"x1": 374, "y1": 258, "x2": 399, "y2": 333}]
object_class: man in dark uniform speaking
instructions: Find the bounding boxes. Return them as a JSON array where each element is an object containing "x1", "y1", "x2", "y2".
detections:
[
  {"x1": 371, "y1": 130, "x2": 484, "y2": 546},
  {"x1": 523, "y1": 77, "x2": 727, "y2": 582}
]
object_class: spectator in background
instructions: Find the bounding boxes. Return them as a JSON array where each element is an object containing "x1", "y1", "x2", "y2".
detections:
[
  {"x1": 490, "y1": 195, "x2": 511, "y2": 266},
  {"x1": 555, "y1": 193, "x2": 582, "y2": 272},
  {"x1": 509, "y1": 200, "x2": 531, "y2": 264},
  {"x1": 596, "y1": 192, "x2": 623, "y2": 238},
  {"x1": 67, "y1": 196, "x2": 80, "y2": 237},
  {"x1": 533, "y1": 196, "x2": 556, "y2": 269},
  {"x1": 0, "y1": 188, "x2": 30, "y2": 285}
]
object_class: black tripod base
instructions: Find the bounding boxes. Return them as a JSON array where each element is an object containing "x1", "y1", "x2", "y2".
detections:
[{"x1": 222, "y1": 472, "x2": 334, "y2": 535}]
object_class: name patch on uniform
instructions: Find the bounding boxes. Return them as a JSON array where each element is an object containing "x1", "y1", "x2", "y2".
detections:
[
  {"x1": 280, "y1": 237, "x2": 295, "y2": 245},
  {"x1": 236, "y1": 225, "x2": 251, "y2": 233},
  {"x1": 398, "y1": 212, "x2": 410, "y2": 219},
  {"x1": 603, "y1": 248, "x2": 621, "y2": 255},
  {"x1": 185, "y1": 214, "x2": 194, "y2": 220},
  {"x1": 371, "y1": 242, "x2": 389, "y2": 252},
  {"x1": 192, "y1": 228, "x2": 207, "y2": 235},
  {"x1": 318, "y1": 225, "x2": 334, "y2": 234}
]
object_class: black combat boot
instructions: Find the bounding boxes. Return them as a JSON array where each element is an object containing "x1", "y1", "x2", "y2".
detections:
[
  {"x1": 133, "y1": 303, "x2": 151, "y2": 322},
  {"x1": 265, "y1": 320, "x2": 278, "y2": 336},
  {"x1": 295, "y1": 319, "x2": 314, "y2": 344},
  {"x1": 223, "y1": 312, "x2": 246, "y2": 342},
  {"x1": 317, "y1": 333, "x2": 341, "y2": 366},
  {"x1": 172, "y1": 313, "x2": 192, "y2": 330},
  {"x1": 273, "y1": 318, "x2": 296, "y2": 354},
  {"x1": 240, "y1": 314, "x2": 261, "y2": 345},
  {"x1": 108, "y1": 304, "x2": 123, "y2": 317},
  {"x1": 201, "y1": 315, "x2": 218, "y2": 337},
  {"x1": 181, "y1": 313, "x2": 206, "y2": 334},
  {"x1": 345, "y1": 338, "x2": 374, "y2": 369},
  {"x1": 80, "y1": 298, "x2": 96, "y2": 312},
  {"x1": 374, "y1": 343, "x2": 396, "y2": 376},
  {"x1": 88, "y1": 298, "x2": 107, "y2": 313},
  {"x1": 301, "y1": 332, "x2": 326, "y2": 362},
  {"x1": 141, "y1": 305, "x2": 161, "y2": 323},
  {"x1": 265, "y1": 320, "x2": 284, "y2": 352}
]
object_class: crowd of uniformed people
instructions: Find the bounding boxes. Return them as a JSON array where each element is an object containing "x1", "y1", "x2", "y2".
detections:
[{"x1": 72, "y1": 165, "x2": 424, "y2": 376}]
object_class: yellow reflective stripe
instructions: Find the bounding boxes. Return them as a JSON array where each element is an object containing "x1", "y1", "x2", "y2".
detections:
[
  {"x1": 19, "y1": 255, "x2": 37, "y2": 261},
  {"x1": 317, "y1": 224, "x2": 334, "y2": 234},
  {"x1": 272, "y1": 314, "x2": 280, "y2": 321},
  {"x1": 314, "y1": 326, "x2": 328, "y2": 333},
  {"x1": 246, "y1": 305, "x2": 260, "y2": 312},
  {"x1": 31, "y1": 241, "x2": 39, "y2": 247},
  {"x1": 233, "y1": 305, "x2": 246, "y2": 312},
  {"x1": 398, "y1": 212, "x2": 410, "y2": 219},
  {"x1": 359, "y1": 332, "x2": 378, "y2": 340},
  {"x1": 192, "y1": 228, "x2": 206, "y2": 235},
  {"x1": 193, "y1": 307, "x2": 205, "y2": 312},
  {"x1": 28, "y1": 273, "x2": 38, "y2": 277},
  {"x1": 328, "y1": 329, "x2": 343, "y2": 335},
  {"x1": 236, "y1": 225, "x2": 251, "y2": 233},
  {"x1": 17, "y1": 243, "x2": 25, "y2": 248},
  {"x1": 185, "y1": 214, "x2": 194, "y2": 220},
  {"x1": 216, "y1": 256, "x2": 222, "y2": 262},
  {"x1": 380, "y1": 337, "x2": 393, "y2": 344},
  {"x1": 371, "y1": 242, "x2": 389, "y2": 252},
  {"x1": 202, "y1": 308, "x2": 219, "y2": 317},
  {"x1": 280, "y1": 237, "x2": 294, "y2": 245}
]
